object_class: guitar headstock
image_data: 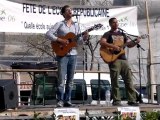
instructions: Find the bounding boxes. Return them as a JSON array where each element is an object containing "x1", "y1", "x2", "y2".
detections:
[
  {"x1": 93, "y1": 24, "x2": 103, "y2": 30},
  {"x1": 87, "y1": 24, "x2": 103, "y2": 32},
  {"x1": 140, "y1": 34, "x2": 149, "y2": 39}
]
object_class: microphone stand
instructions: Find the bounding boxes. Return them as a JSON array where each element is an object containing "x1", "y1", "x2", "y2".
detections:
[
  {"x1": 75, "y1": 15, "x2": 86, "y2": 105},
  {"x1": 137, "y1": 43, "x2": 145, "y2": 103},
  {"x1": 118, "y1": 28, "x2": 145, "y2": 103},
  {"x1": 125, "y1": 32, "x2": 145, "y2": 103}
]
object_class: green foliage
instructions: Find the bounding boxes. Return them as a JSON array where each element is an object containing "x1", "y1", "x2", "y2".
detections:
[
  {"x1": 113, "y1": 111, "x2": 160, "y2": 120},
  {"x1": 32, "y1": 112, "x2": 56, "y2": 120},
  {"x1": 33, "y1": 111, "x2": 41, "y2": 120},
  {"x1": 141, "y1": 111, "x2": 160, "y2": 120},
  {"x1": 32, "y1": 112, "x2": 50, "y2": 120},
  {"x1": 113, "y1": 114, "x2": 136, "y2": 120},
  {"x1": 31, "y1": 111, "x2": 160, "y2": 120}
]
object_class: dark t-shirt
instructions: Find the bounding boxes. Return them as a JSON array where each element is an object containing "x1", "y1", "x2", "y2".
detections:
[{"x1": 102, "y1": 30, "x2": 128, "y2": 60}]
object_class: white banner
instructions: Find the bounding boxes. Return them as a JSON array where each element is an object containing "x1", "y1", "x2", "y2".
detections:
[
  {"x1": 118, "y1": 107, "x2": 141, "y2": 120},
  {"x1": 54, "y1": 108, "x2": 79, "y2": 120},
  {"x1": 0, "y1": 0, "x2": 139, "y2": 35}
]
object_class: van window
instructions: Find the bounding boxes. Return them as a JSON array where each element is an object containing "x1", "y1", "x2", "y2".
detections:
[
  {"x1": 32, "y1": 75, "x2": 57, "y2": 99},
  {"x1": 90, "y1": 79, "x2": 110, "y2": 100},
  {"x1": 31, "y1": 74, "x2": 57, "y2": 105},
  {"x1": 135, "y1": 86, "x2": 147, "y2": 98},
  {"x1": 71, "y1": 79, "x2": 87, "y2": 100},
  {"x1": 118, "y1": 80, "x2": 127, "y2": 100}
]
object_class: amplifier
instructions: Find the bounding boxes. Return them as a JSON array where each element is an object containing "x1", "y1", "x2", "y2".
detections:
[{"x1": 11, "y1": 62, "x2": 57, "y2": 70}]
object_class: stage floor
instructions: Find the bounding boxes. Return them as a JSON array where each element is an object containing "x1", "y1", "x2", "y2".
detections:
[{"x1": 0, "y1": 103, "x2": 160, "y2": 119}]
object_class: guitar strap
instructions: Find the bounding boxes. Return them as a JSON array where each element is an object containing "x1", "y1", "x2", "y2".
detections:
[
  {"x1": 107, "y1": 31, "x2": 113, "y2": 43},
  {"x1": 120, "y1": 30, "x2": 128, "y2": 44}
]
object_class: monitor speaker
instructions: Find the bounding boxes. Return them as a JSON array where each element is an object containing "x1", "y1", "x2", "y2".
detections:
[{"x1": 0, "y1": 79, "x2": 18, "y2": 110}]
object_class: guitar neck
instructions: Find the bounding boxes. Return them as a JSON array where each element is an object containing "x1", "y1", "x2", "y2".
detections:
[
  {"x1": 77, "y1": 32, "x2": 85, "y2": 38},
  {"x1": 73, "y1": 24, "x2": 103, "y2": 40},
  {"x1": 123, "y1": 34, "x2": 147, "y2": 47},
  {"x1": 123, "y1": 39, "x2": 138, "y2": 48},
  {"x1": 77, "y1": 27, "x2": 96, "y2": 38}
]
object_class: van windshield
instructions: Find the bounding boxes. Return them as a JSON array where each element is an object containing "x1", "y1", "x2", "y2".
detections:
[
  {"x1": 90, "y1": 79, "x2": 111, "y2": 100},
  {"x1": 71, "y1": 79, "x2": 87, "y2": 100}
]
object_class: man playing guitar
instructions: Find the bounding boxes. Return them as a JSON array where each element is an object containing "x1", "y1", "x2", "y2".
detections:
[
  {"x1": 46, "y1": 5, "x2": 88, "y2": 107},
  {"x1": 99, "y1": 17, "x2": 140, "y2": 106}
]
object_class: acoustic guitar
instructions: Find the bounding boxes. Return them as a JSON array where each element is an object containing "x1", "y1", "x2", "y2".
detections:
[
  {"x1": 100, "y1": 34, "x2": 148, "y2": 63},
  {"x1": 51, "y1": 24, "x2": 103, "y2": 56}
]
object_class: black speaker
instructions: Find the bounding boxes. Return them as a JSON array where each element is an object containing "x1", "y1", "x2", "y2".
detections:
[{"x1": 0, "y1": 79, "x2": 18, "y2": 110}]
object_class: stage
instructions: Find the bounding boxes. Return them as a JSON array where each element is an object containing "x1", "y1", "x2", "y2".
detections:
[
  {"x1": 0, "y1": 103, "x2": 160, "y2": 119},
  {"x1": 0, "y1": 69, "x2": 159, "y2": 119}
]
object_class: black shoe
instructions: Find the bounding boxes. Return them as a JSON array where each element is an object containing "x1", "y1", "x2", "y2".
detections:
[
  {"x1": 128, "y1": 102, "x2": 139, "y2": 106},
  {"x1": 112, "y1": 101, "x2": 122, "y2": 106},
  {"x1": 64, "y1": 101, "x2": 73, "y2": 107}
]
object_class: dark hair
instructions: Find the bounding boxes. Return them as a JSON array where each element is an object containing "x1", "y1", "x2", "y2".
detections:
[
  {"x1": 109, "y1": 17, "x2": 116, "y2": 24},
  {"x1": 57, "y1": 115, "x2": 63, "y2": 118},
  {"x1": 61, "y1": 5, "x2": 70, "y2": 15}
]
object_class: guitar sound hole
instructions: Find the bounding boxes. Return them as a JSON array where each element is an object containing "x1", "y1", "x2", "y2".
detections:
[
  {"x1": 114, "y1": 51, "x2": 120, "y2": 54},
  {"x1": 68, "y1": 39, "x2": 72, "y2": 43},
  {"x1": 60, "y1": 46, "x2": 64, "y2": 50}
]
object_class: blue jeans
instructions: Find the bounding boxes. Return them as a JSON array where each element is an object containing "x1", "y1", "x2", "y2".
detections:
[{"x1": 56, "y1": 55, "x2": 77, "y2": 103}]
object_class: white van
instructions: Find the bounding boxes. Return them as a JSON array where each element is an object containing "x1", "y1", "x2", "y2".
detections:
[
  {"x1": 29, "y1": 72, "x2": 111, "y2": 105},
  {"x1": 72, "y1": 72, "x2": 111, "y2": 105},
  {"x1": 72, "y1": 72, "x2": 151, "y2": 105},
  {"x1": 29, "y1": 72, "x2": 152, "y2": 105}
]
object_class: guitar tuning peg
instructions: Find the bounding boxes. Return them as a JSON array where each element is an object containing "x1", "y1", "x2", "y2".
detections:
[{"x1": 141, "y1": 34, "x2": 149, "y2": 39}]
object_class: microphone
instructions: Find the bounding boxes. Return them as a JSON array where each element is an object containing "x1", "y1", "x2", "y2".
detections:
[
  {"x1": 118, "y1": 27, "x2": 125, "y2": 31},
  {"x1": 118, "y1": 27, "x2": 127, "y2": 34},
  {"x1": 72, "y1": 14, "x2": 80, "y2": 17}
]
